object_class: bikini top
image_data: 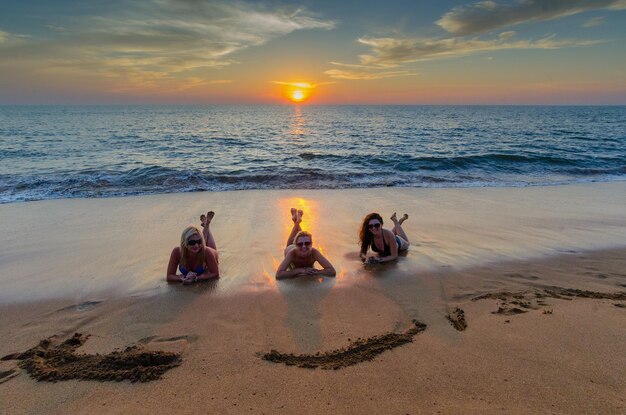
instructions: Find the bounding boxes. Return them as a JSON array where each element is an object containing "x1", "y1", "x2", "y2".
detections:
[
  {"x1": 371, "y1": 233, "x2": 391, "y2": 256},
  {"x1": 179, "y1": 264, "x2": 206, "y2": 275}
]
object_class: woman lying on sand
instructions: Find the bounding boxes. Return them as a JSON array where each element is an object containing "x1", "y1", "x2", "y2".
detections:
[
  {"x1": 359, "y1": 212, "x2": 410, "y2": 264},
  {"x1": 275, "y1": 208, "x2": 336, "y2": 279},
  {"x1": 166, "y1": 211, "x2": 219, "y2": 284}
]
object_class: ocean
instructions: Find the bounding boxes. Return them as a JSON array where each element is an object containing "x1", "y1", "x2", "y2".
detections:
[{"x1": 1, "y1": 105, "x2": 624, "y2": 203}]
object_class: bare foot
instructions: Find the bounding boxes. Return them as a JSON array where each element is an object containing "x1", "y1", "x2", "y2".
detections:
[
  {"x1": 200, "y1": 214, "x2": 206, "y2": 227},
  {"x1": 291, "y1": 208, "x2": 297, "y2": 222},
  {"x1": 399, "y1": 213, "x2": 408, "y2": 224},
  {"x1": 205, "y1": 211, "x2": 215, "y2": 226},
  {"x1": 390, "y1": 212, "x2": 398, "y2": 223},
  {"x1": 297, "y1": 209, "x2": 303, "y2": 224}
]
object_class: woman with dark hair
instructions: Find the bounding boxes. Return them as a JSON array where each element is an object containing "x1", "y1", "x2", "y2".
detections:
[
  {"x1": 275, "y1": 208, "x2": 335, "y2": 279},
  {"x1": 359, "y1": 212, "x2": 410, "y2": 264}
]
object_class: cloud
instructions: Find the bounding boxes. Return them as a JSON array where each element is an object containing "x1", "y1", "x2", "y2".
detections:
[
  {"x1": 582, "y1": 16, "x2": 606, "y2": 27},
  {"x1": 270, "y1": 81, "x2": 337, "y2": 93},
  {"x1": 324, "y1": 1, "x2": 620, "y2": 83},
  {"x1": 356, "y1": 33, "x2": 602, "y2": 66},
  {"x1": 323, "y1": 68, "x2": 417, "y2": 80},
  {"x1": 0, "y1": 30, "x2": 30, "y2": 45},
  {"x1": 323, "y1": 61, "x2": 418, "y2": 80},
  {"x1": 0, "y1": 0, "x2": 335, "y2": 92},
  {"x1": 271, "y1": 81, "x2": 316, "y2": 89},
  {"x1": 437, "y1": 0, "x2": 626, "y2": 35}
]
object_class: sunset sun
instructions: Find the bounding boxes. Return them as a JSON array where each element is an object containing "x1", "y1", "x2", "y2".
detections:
[
  {"x1": 290, "y1": 90, "x2": 307, "y2": 102},
  {"x1": 273, "y1": 81, "x2": 316, "y2": 103}
]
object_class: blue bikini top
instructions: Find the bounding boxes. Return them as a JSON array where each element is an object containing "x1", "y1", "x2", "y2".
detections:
[{"x1": 179, "y1": 264, "x2": 206, "y2": 275}]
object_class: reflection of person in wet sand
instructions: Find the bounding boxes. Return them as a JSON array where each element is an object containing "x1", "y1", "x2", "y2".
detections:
[
  {"x1": 359, "y1": 212, "x2": 410, "y2": 264},
  {"x1": 166, "y1": 211, "x2": 219, "y2": 284},
  {"x1": 276, "y1": 208, "x2": 336, "y2": 279}
]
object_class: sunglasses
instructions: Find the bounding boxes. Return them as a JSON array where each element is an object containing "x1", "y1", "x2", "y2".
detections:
[
  {"x1": 187, "y1": 239, "x2": 202, "y2": 246},
  {"x1": 296, "y1": 241, "x2": 312, "y2": 247},
  {"x1": 368, "y1": 223, "x2": 381, "y2": 229}
]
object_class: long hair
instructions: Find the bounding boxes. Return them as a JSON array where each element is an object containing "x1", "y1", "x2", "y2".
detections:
[
  {"x1": 359, "y1": 213, "x2": 383, "y2": 255},
  {"x1": 179, "y1": 226, "x2": 206, "y2": 269}
]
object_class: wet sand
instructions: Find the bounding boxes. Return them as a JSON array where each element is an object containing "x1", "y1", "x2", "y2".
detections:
[
  {"x1": 0, "y1": 183, "x2": 625, "y2": 413},
  {"x1": 2, "y1": 333, "x2": 181, "y2": 383}
]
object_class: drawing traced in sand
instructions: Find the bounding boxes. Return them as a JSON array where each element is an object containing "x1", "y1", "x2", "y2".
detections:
[
  {"x1": 1, "y1": 333, "x2": 182, "y2": 382},
  {"x1": 472, "y1": 286, "x2": 626, "y2": 316},
  {"x1": 262, "y1": 320, "x2": 427, "y2": 370}
]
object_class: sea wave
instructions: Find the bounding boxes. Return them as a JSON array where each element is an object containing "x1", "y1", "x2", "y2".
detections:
[
  {"x1": 2, "y1": 164, "x2": 625, "y2": 203},
  {"x1": 1, "y1": 105, "x2": 624, "y2": 203}
]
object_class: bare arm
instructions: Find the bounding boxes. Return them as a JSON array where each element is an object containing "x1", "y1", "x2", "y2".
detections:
[
  {"x1": 166, "y1": 247, "x2": 183, "y2": 282},
  {"x1": 361, "y1": 238, "x2": 383, "y2": 263},
  {"x1": 312, "y1": 249, "x2": 336, "y2": 276},
  {"x1": 275, "y1": 251, "x2": 305, "y2": 279},
  {"x1": 359, "y1": 244, "x2": 369, "y2": 261}
]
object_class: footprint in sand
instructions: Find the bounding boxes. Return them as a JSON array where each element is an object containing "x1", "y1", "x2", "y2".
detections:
[
  {"x1": 138, "y1": 334, "x2": 199, "y2": 344},
  {"x1": 446, "y1": 308, "x2": 467, "y2": 331},
  {"x1": 56, "y1": 300, "x2": 104, "y2": 312},
  {"x1": 506, "y1": 273, "x2": 539, "y2": 281},
  {"x1": 137, "y1": 335, "x2": 199, "y2": 354},
  {"x1": 0, "y1": 368, "x2": 19, "y2": 384}
]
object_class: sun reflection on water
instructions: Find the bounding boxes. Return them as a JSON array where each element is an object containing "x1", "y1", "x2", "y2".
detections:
[{"x1": 289, "y1": 105, "x2": 307, "y2": 137}]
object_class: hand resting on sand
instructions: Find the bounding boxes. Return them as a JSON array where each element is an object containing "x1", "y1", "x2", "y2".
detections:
[{"x1": 181, "y1": 272, "x2": 197, "y2": 284}]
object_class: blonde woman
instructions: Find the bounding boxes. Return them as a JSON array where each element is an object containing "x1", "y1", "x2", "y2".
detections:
[
  {"x1": 166, "y1": 215, "x2": 219, "y2": 283},
  {"x1": 275, "y1": 208, "x2": 335, "y2": 279}
]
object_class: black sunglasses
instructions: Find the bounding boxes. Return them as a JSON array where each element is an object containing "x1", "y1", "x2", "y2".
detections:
[
  {"x1": 187, "y1": 239, "x2": 202, "y2": 246},
  {"x1": 368, "y1": 223, "x2": 381, "y2": 229},
  {"x1": 296, "y1": 241, "x2": 312, "y2": 247}
]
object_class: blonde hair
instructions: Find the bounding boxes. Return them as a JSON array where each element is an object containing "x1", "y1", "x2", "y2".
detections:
[
  {"x1": 179, "y1": 226, "x2": 206, "y2": 269},
  {"x1": 293, "y1": 230, "x2": 312, "y2": 245}
]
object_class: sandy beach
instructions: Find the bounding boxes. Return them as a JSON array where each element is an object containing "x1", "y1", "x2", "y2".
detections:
[{"x1": 1, "y1": 182, "x2": 625, "y2": 414}]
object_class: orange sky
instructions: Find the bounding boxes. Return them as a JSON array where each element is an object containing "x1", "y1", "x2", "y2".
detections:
[{"x1": 0, "y1": 0, "x2": 625, "y2": 104}]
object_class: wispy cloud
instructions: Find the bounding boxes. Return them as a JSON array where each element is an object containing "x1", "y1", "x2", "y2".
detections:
[
  {"x1": 0, "y1": 30, "x2": 30, "y2": 45},
  {"x1": 356, "y1": 33, "x2": 602, "y2": 66},
  {"x1": 324, "y1": 68, "x2": 416, "y2": 80},
  {"x1": 323, "y1": 53, "x2": 420, "y2": 80},
  {"x1": 0, "y1": 0, "x2": 335, "y2": 93},
  {"x1": 327, "y1": 0, "x2": 620, "y2": 81},
  {"x1": 582, "y1": 16, "x2": 606, "y2": 27},
  {"x1": 437, "y1": 0, "x2": 626, "y2": 35},
  {"x1": 270, "y1": 81, "x2": 335, "y2": 89}
]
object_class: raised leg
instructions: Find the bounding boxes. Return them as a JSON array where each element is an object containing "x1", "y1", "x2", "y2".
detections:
[
  {"x1": 286, "y1": 209, "x2": 303, "y2": 247},
  {"x1": 202, "y1": 211, "x2": 217, "y2": 250},
  {"x1": 390, "y1": 212, "x2": 409, "y2": 242}
]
